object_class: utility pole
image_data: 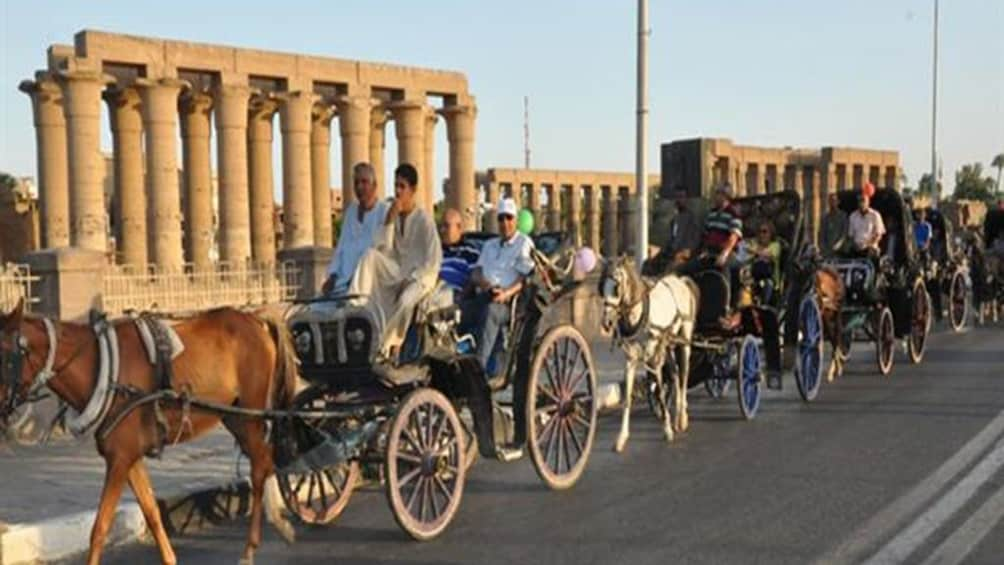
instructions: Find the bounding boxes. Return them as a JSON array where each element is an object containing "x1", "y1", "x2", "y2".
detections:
[
  {"x1": 524, "y1": 95, "x2": 531, "y2": 169},
  {"x1": 931, "y1": 0, "x2": 939, "y2": 206},
  {"x1": 635, "y1": 0, "x2": 649, "y2": 266}
]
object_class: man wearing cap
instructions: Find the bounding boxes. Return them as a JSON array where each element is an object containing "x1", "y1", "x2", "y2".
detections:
[
  {"x1": 845, "y1": 192, "x2": 886, "y2": 257},
  {"x1": 460, "y1": 197, "x2": 536, "y2": 460}
]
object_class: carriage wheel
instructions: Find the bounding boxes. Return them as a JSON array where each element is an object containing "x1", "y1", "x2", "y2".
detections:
[
  {"x1": 527, "y1": 325, "x2": 598, "y2": 491},
  {"x1": 385, "y1": 388, "x2": 466, "y2": 541},
  {"x1": 275, "y1": 388, "x2": 360, "y2": 525},
  {"x1": 909, "y1": 281, "x2": 931, "y2": 364},
  {"x1": 948, "y1": 270, "x2": 968, "y2": 332},
  {"x1": 795, "y1": 294, "x2": 824, "y2": 402},
  {"x1": 876, "y1": 307, "x2": 895, "y2": 375},
  {"x1": 737, "y1": 335, "x2": 763, "y2": 420}
]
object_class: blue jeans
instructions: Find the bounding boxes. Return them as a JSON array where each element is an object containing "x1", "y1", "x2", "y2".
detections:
[{"x1": 461, "y1": 293, "x2": 510, "y2": 370}]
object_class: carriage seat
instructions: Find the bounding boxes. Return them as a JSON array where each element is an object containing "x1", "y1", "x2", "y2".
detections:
[{"x1": 694, "y1": 269, "x2": 734, "y2": 333}]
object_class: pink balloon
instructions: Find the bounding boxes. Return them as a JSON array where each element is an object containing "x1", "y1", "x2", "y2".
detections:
[{"x1": 574, "y1": 247, "x2": 597, "y2": 274}]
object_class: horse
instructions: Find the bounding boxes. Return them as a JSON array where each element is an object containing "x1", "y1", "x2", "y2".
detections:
[
  {"x1": 599, "y1": 256, "x2": 698, "y2": 453},
  {"x1": 0, "y1": 300, "x2": 298, "y2": 565},
  {"x1": 793, "y1": 247, "x2": 846, "y2": 380}
]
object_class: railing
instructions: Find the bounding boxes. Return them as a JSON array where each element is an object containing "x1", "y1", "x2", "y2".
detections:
[
  {"x1": 0, "y1": 263, "x2": 40, "y2": 312},
  {"x1": 102, "y1": 261, "x2": 301, "y2": 315}
]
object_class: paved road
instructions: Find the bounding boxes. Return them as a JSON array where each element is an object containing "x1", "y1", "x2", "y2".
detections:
[{"x1": 100, "y1": 323, "x2": 1004, "y2": 565}]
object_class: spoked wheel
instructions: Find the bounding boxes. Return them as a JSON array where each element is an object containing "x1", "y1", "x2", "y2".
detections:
[
  {"x1": 275, "y1": 388, "x2": 360, "y2": 525},
  {"x1": 876, "y1": 307, "x2": 895, "y2": 375},
  {"x1": 385, "y1": 388, "x2": 466, "y2": 541},
  {"x1": 737, "y1": 335, "x2": 763, "y2": 420},
  {"x1": 795, "y1": 294, "x2": 824, "y2": 402},
  {"x1": 948, "y1": 270, "x2": 968, "y2": 332},
  {"x1": 909, "y1": 280, "x2": 931, "y2": 364},
  {"x1": 527, "y1": 325, "x2": 598, "y2": 491}
]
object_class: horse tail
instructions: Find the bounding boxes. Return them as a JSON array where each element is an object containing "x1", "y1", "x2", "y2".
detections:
[{"x1": 258, "y1": 308, "x2": 298, "y2": 410}]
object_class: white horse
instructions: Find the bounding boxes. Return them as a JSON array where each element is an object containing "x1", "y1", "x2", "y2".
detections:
[{"x1": 599, "y1": 256, "x2": 698, "y2": 453}]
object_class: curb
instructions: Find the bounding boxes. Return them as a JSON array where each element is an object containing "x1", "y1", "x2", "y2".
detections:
[{"x1": 0, "y1": 479, "x2": 249, "y2": 565}]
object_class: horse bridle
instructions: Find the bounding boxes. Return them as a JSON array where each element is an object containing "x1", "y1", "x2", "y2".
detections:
[{"x1": 1, "y1": 318, "x2": 59, "y2": 420}]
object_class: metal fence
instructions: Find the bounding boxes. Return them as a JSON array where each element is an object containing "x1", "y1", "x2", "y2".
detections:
[
  {"x1": 0, "y1": 263, "x2": 39, "y2": 312},
  {"x1": 102, "y1": 261, "x2": 301, "y2": 315}
]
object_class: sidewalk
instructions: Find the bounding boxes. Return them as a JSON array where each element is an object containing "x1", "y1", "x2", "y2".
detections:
[{"x1": 0, "y1": 429, "x2": 245, "y2": 565}]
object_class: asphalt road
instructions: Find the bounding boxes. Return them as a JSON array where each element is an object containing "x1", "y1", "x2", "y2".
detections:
[{"x1": 102, "y1": 322, "x2": 1004, "y2": 565}]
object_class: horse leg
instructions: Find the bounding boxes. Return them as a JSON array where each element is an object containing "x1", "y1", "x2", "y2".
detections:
[
  {"x1": 224, "y1": 416, "x2": 293, "y2": 565},
  {"x1": 653, "y1": 350, "x2": 674, "y2": 443},
  {"x1": 614, "y1": 356, "x2": 636, "y2": 453},
  {"x1": 127, "y1": 461, "x2": 176, "y2": 565},
  {"x1": 677, "y1": 340, "x2": 692, "y2": 433},
  {"x1": 86, "y1": 454, "x2": 134, "y2": 565}
]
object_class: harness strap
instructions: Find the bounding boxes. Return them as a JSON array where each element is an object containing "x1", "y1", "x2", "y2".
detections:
[{"x1": 27, "y1": 317, "x2": 58, "y2": 396}]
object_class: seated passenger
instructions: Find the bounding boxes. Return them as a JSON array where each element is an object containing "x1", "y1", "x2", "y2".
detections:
[
  {"x1": 820, "y1": 192, "x2": 848, "y2": 258},
  {"x1": 322, "y1": 162, "x2": 389, "y2": 296},
  {"x1": 348, "y1": 163, "x2": 442, "y2": 360},
  {"x1": 676, "y1": 183, "x2": 744, "y2": 301},
  {"x1": 915, "y1": 209, "x2": 933, "y2": 252},
  {"x1": 844, "y1": 192, "x2": 886, "y2": 259},
  {"x1": 747, "y1": 221, "x2": 781, "y2": 304},
  {"x1": 461, "y1": 198, "x2": 535, "y2": 371},
  {"x1": 438, "y1": 208, "x2": 480, "y2": 299}
]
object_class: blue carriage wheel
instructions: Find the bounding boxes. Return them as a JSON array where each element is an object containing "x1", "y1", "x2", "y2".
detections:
[
  {"x1": 737, "y1": 335, "x2": 762, "y2": 420},
  {"x1": 796, "y1": 295, "x2": 824, "y2": 402}
]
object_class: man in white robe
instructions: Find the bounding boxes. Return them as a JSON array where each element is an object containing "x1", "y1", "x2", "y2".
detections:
[
  {"x1": 349, "y1": 163, "x2": 442, "y2": 359},
  {"x1": 322, "y1": 162, "x2": 388, "y2": 296}
]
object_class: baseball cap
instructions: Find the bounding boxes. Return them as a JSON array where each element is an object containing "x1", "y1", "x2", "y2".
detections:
[{"x1": 497, "y1": 198, "x2": 518, "y2": 217}]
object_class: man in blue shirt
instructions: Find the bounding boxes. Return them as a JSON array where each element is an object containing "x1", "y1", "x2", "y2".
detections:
[
  {"x1": 438, "y1": 208, "x2": 479, "y2": 296},
  {"x1": 915, "y1": 209, "x2": 933, "y2": 252}
]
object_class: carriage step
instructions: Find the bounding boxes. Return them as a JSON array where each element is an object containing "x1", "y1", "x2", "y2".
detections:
[{"x1": 278, "y1": 421, "x2": 379, "y2": 474}]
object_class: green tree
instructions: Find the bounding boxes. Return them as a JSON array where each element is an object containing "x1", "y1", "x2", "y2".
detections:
[
  {"x1": 0, "y1": 172, "x2": 15, "y2": 192},
  {"x1": 917, "y1": 173, "x2": 939, "y2": 196},
  {"x1": 992, "y1": 153, "x2": 1004, "y2": 195},
  {"x1": 952, "y1": 162, "x2": 996, "y2": 203}
]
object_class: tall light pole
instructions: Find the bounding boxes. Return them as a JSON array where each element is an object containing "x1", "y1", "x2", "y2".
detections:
[
  {"x1": 930, "y1": 0, "x2": 939, "y2": 206},
  {"x1": 635, "y1": 0, "x2": 650, "y2": 266}
]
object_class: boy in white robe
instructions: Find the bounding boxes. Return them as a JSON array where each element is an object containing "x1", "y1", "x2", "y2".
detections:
[{"x1": 349, "y1": 163, "x2": 442, "y2": 359}]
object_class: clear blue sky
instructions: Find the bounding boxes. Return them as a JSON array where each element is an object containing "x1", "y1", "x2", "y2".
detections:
[{"x1": 1, "y1": 0, "x2": 1001, "y2": 200}]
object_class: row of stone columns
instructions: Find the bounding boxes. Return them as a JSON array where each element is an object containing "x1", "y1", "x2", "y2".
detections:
[
  {"x1": 481, "y1": 182, "x2": 638, "y2": 257},
  {"x1": 21, "y1": 70, "x2": 479, "y2": 269}
]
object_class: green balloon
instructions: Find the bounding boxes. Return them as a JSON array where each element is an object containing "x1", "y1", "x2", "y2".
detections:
[{"x1": 517, "y1": 209, "x2": 535, "y2": 234}]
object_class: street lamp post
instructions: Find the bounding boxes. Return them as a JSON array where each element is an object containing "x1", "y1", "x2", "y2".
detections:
[
  {"x1": 931, "y1": 0, "x2": 939, "y2": 206},
  {"x1": 635, "y1": 0, "x2": 649, "y2": 266}
]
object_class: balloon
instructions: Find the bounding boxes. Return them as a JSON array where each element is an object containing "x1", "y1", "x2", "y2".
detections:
[
  {"x1": 574, "y1": 247, "x2": 598, "y2": 274},
  {"x1": 517, "y1": 209, "x2": 535, "y2": 235}
]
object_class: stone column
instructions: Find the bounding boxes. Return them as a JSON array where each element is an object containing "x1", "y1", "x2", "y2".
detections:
[
  {"x1": 442, "y1": 98, "x2": 477, "y2": 229},
  {"x1": 136, "y1": 78, "x2": 187, "y2": 270},
  {"x1": 771, "y1": 165, "x2": 784, "y2": 193},
  {"x1": 619, "y1": 186, "x2": 637, "y2": 256},
  {"x1": 311, "y1": 100, "x2": 336, "y2": 248},
  {"x1": 567, "y1": 185, "x2": 583, "y2": 247},
  {"x1": 792, "y1": 166, "x2": 804, "y2": 197},
  {"x1": 278, "y1": 91, "x2": 316, "y2": 249},
  {"x1": 336, "y1": 95, "x2": 373, "y2": 212},
  {"x1": 58, "y1": 70, "x2": 112, "y2": 253},
  {"x1": 179, "y1": 90, "x2": 214, "y2": 269},
  {"x1": 20, "y1": 76, "x2": 70, "y2": 249},
  {"x1": 247, "y1": 95, "x2": 279, "y2": 264},
  {"x1": 585, "y1": 185, "x2": 601, "y2": 252},
  {"x1": 526, "y1": 183, "x2": 541, "y2": 230},
  {"x1": 390, "y1": 99, "x2": 427, "y2": 208},
  {"x1": 601, "y1": 186, "x2": 619, "y2": 257},
  {"x1": 370, "y1": 108, "x2": 389, "y2": 194},
  {"x1": 483, "y1": 181, "x2": 500, "y2": 234},
  {"x1": 423, "y1": 107, "x2": 438, "y2": 212},
  {"x1": 215, "y1": 84, "x2": 253, "y2": 264},
  {"x1": 508, "y1": 182, "x2": 522, "y2": 207},
  {"x1": 105, "y1": 87, "x2": 146, "y2": 267},
  {"x1": 821, "y1": 164, "x2": 836, "y2": 210},
  {"x1": 547, "y1": 184, "x2": 562, "y2": 231}
]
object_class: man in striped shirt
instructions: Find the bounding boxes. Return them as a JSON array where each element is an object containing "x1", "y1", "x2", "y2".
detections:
[
  {"x1": 438, "y1": 208, "x2": 480, "y2": 297},
  {"x1": 677, "y1": 183, "x2": 744, "y2": 277}
]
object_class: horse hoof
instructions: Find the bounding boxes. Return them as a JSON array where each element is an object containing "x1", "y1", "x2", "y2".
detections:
[
  {"x1": 663, "y1": 427, "x2": 675, "y2": 443},
  {"x1": 613, "y1": 436, "x2": 628, "y2": 453},
  {"x1": 239, "y1": 558, "x2": 253, "y2": 565}
]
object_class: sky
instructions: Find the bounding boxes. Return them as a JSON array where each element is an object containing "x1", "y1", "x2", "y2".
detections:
[{"x1": 1, "y1": 0, "x2": 1002, "y2": 201}]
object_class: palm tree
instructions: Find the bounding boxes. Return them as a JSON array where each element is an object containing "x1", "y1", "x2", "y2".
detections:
[{"x1": 993, "y1": 153, "x2": 1004, "y2": 195}]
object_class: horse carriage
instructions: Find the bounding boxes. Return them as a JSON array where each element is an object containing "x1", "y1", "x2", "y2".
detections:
[
  {"x1": 275, "y1": 235, "x2": 599, "y2": 540},
  {"x1": 825, "y1": 188, "x2": 931, "y2": 375},
  {"x1": 972, "y1": 209, "x2": 1004, "y2": 323},
  {"x1": 912, "y1": 207, "x2": 970, "y2": 332}
]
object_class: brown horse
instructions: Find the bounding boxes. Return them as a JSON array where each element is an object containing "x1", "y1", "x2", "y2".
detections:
[
  {"x1": 813, "y1": 265, "x2": 846, "y2": 380},
  {"x1": 0, "y1": 300, "x2": 298, "y2": 565}
]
